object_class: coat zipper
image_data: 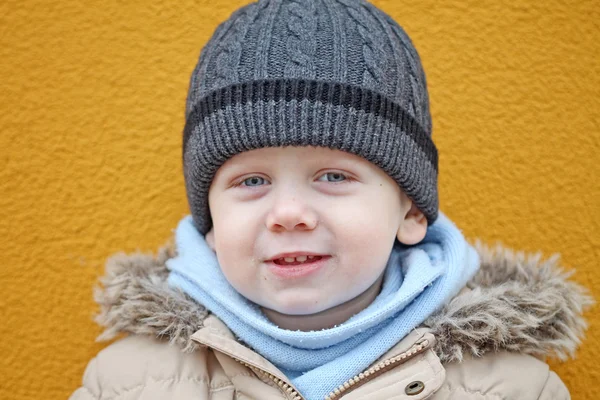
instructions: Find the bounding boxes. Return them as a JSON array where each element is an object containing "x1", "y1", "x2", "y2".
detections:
[
  {"x1": 231, "y1": 337, "x2": 431, "y2": 400},
  {"x1": 234, "y1": 358, "x2": 303, "y2": 400},
  {"x1": 324, "y1": 338, "x2": 430, "y2": 400}
]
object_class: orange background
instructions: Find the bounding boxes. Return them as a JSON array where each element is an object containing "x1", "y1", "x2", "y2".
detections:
[{"x1": 1, "y1": 0, "x2": 598, "y2": 398}]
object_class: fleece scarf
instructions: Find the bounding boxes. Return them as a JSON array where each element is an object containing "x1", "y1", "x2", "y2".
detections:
[{"x1": 167, "y1": 210, "x2": 480, "y2": 400}]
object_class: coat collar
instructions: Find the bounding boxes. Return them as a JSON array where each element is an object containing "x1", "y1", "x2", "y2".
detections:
[
  {"x1": 93, "y1": 237, "x2": 593, "y2": 363},
  {"x1": 190, "y1": 314, "x2": 439, "y2": 398}
]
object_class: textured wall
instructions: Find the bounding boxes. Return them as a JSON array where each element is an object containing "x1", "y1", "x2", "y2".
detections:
[{"x1": 1, "y1": 0, "x2": 598, "y2": 398}]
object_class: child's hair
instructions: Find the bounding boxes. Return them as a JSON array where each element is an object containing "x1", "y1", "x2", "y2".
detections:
[{"x1": 182, "y1": 0, "x2": 439, "y2": 234}]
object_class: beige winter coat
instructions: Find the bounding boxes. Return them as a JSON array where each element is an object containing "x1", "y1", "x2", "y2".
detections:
[{"x1": 70, "y1": 241, "x2": 592, "y2": 400}]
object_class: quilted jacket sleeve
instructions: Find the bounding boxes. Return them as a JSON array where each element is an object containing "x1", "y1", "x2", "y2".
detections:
[
  {"x1": 68, "y1": 335, "x2": 217, "y2": 400},
  {"x1": 537, "y1": 371, "x2": 570, "y2": 400},
  {"x1": 69, "y1": 357, "x2": 100, "y2": 400},
  {"x1": 433, "y1": 351, "x2": 571, "y2": 400}
]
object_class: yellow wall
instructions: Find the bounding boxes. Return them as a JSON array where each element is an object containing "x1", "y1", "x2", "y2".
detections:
[{"x1": 1, "y1": 0, "x2": 598, "y2": 398}]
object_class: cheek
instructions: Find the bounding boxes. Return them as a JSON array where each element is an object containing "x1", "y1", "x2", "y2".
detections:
[
  {"x1": 329, "y1": 192, "x2": 401, "y2": 274},
  {"x1": 336, "y1": 228, "x2": 394, "y2": 278},
  {"x1": 213, "y1": 235, "x2": 260, "y2": 302},
  {"x1": 214, "y1": 230, "x2": 252, "y2": 271},
  {"x1": 210, "y1": 209, "x2": 258, "y2": 285},
  {"x1": 329, "y1": 193, "x2": 401, "y2": 241},
  {"x1": 212, "y1": 198, "x2": 259, "y2": 232},
  {"x1": 210, "y1": 194, "x2": 261, "y2": 250}
]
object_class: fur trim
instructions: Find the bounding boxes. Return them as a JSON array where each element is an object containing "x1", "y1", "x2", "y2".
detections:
[
  {"x1": 93, "y1": 238, "x2": 594, "y2": 361},
  {"x1": 424, "y1": 240, "x2": 594, "y2": 362},
  {"x1": 94, "y1": 242, "x2": 206, "y2": 352}
]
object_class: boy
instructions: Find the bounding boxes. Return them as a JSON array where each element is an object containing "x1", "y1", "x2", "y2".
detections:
[{"x1": 70, "y1": 0, "x2": 592, "y2": 398}]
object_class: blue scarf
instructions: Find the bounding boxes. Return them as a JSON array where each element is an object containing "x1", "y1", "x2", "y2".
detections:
[{"x1": 167, "y1": 210, "x2": 480, "y2": 400}]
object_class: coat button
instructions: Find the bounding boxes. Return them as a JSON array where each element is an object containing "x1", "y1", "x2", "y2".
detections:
[{"x1": 405, "y1": 380, "x2": 425, "y2": 395}]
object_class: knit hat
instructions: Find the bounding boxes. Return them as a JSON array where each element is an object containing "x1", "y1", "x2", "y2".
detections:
[{"x1": 183, "y1": 0, "x2": 438, "y2": 235}]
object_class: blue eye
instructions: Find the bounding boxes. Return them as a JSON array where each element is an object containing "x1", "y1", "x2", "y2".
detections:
[
  {"x1": 242, "y1": 176, "x2": 268, "y2": 186},
  {"x1": 318, "y1": 172, "x2": 347, "y2": 182}
]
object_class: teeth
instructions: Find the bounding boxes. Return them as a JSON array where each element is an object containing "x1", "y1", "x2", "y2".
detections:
[{"x1": 276, "y1": 255, "x2": 318, "y2": 264}]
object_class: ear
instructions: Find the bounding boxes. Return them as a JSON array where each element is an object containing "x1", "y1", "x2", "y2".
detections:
[
  {"x1": 397, "y1": 202, "x2": 427, "y2": 245},
  {"x1": 205, "y1": 228, "x2": 216, "y2": 251}
]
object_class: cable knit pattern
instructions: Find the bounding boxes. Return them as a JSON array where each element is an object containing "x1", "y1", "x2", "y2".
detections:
[
  {"x1": 361, "y1": 3, "x2": 409, "y2": 104},
  {"x1": 384, "y1": 12, "x2": 430, "y2": 130},
  {"x1": 253, "y1": 0, "x2": 282, "y2": 79},
  {"x1": 284, "y1": 0, "x2": 317, "y2": 78},
  {"x1": 185, "y1": 7, "x2": 246, "y2": 118},
  {"x1": 212, "y1": 6, "x2": 257, "y2": 89},
  {"x1": 335, "y1": 0, "x2": 387, "y2": 89},
  {"x1": 197, "y1": 6, "x2": 249, "y2": 97}
]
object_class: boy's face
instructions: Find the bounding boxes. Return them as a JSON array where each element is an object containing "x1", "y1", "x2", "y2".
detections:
[{"x1": 206, "y1": 146, "x2": 426, "y2": 316}]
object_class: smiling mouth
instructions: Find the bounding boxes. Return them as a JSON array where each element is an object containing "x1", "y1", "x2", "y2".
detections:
[{"x1": 272, "y1": 255, "x2": 325, "y2": 266}]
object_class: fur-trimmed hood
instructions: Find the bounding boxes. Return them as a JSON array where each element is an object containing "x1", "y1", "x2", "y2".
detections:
[{"x1": 93, "y1": 238, "x2": 593, "y2": 364}]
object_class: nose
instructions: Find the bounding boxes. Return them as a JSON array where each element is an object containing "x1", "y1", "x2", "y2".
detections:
[{"x1": 265, "y1": 192, "x2": 318, "y2": 232}]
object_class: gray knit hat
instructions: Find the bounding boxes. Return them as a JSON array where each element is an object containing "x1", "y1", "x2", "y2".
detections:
[{"x1": 183, "y1": 0, "x2": 438, "y2": 234}]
